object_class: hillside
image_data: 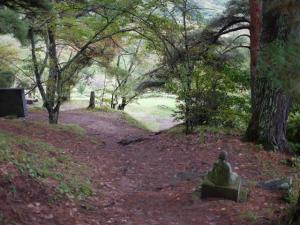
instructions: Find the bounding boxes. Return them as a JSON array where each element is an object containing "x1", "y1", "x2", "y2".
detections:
[
  {"x1": 0, "y1": 110, "x2": 295, "y2": 224},
  {"x1": 197, "y1": 0, "x2": 228, "y2": 17}
]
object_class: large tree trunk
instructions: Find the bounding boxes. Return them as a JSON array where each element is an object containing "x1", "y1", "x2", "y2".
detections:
[
  {"x1": 245, "y1": 0, "x2": 262, "y2": 141},
  {"x1": 245, "y1": 0, "x2": 298, "y2": 151},
  {"x1": 254, "y1": 78, "x2": 291, "y2": 150}
]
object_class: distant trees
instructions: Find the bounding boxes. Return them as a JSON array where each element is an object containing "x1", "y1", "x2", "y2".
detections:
[
  {"x1": 132, "y1": 0, "x2": 208, "y2": 133},
  {"x1": 105, "y1": 40, "x2": 144, "y2": 110},
  {"x1": 1, "y1": 0, "x2": 149, "y2": 123},
  {"x1": 0, "y1": 43, "x2": 19, "y2": 88},
  {"x1": 0, "y1": 1, "x2": 49, "y2": 88},
  {"x1": 2, "y1": 0, "x2": 299, "y2": 149},
  {"x1": 133, "y1": 0, "x2": 251, "y2": 133},
  {"x1": 25, "y1": 0, "x2": 137, "y2": 123}
]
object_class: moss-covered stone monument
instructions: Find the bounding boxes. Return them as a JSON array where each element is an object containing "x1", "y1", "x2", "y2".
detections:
[{"x1": 197, "y1": 151, "x2": 244, "y2": 202}]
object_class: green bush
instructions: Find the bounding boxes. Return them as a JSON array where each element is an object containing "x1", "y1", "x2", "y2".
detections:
[
  {"x1": 169, "y1": 51, "x2": 250, "y2": 131},
  {"x1": 287, "y1": 111, "x2": 300, "y2": 153},
  {"x1": 0, "y1": 70, "x2": 15, "y2": 88},
  {"x1": 288, "y1": 112, "x2": 300, "y2": 141}
]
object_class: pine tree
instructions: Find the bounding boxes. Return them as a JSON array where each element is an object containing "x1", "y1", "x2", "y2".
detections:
[{"x1": 245, "y1": 0, "x2": 300, "y2": 151}]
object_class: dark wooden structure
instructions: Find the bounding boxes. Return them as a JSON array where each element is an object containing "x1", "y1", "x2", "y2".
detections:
[{"x1": 0, "y1": 88, "x2": 27, "y2": 117}]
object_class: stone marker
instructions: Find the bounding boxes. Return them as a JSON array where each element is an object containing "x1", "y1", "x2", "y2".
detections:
[
  {"x1": 199, "y1": 151, "x2": 242, "y2": 202},
  {"x1": 259, "y1": 177, "x2": 293, "y2": 191},
  {"x1": 0, "y1": 88, "x2": 27, "y2": 117}
]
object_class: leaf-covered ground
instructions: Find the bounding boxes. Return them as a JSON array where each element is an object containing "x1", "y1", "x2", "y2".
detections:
[{"x1": 0, "y1": 109, "x2": 297, "y2": 225}]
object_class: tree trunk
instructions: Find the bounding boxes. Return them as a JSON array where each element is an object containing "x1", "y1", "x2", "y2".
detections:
[
  {"x1": 46, "y1": 24, "x2": 60, "y2": 111},
  {"x1": 185, "y1": 96, "x2": 193, "y2": 134},
  {"x1": 111, "y1": 94, "x2": 114, "y2": 109},
  {"x1": 48, "y1": 109, "x2": 59, "y2": 124},
  {"x1": 245, "y1": 0, "x2": 298, "y2": 151},
  {"x1": 118, "y1": 97, "x2": 126, "y2": 111},
  {"x1": 46, "y1": 24, "x2": 62, "y2": 124},
  {"x1": 254, "y1": 78, "x2": 291, "y2": 150},
  {"x1": 88, "y1": 91, "x2": 95, "y2": 109},
  {"x1": 245, "y1": 0, "x2": 262, "y2": 141},
  {"x1": 111, "y1": 93, "x2": 118, "y2": 109},
  {"x1": 100, "y1": 73, "x2": 107, "y2": 106},
  {"x1": 64, "y1": 86, "x2": 71, "y2": 102}
]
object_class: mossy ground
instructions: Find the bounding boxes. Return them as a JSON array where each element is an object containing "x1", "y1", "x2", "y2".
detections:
[{"x1": 0, "y1": 129, "x2": 92, "y2": 199}]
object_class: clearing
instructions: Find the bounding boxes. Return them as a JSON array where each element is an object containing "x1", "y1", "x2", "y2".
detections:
[{"x1": 0, "y1": 109, "x2": 295, "y2": 225}]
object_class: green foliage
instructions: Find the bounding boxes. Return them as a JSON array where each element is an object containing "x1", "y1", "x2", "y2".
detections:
[
  {"x1": 288, "y1": 111, "x2": 300, "y2": 143},
  {"x1": 87, "y1": 105, "x2": 117, "y2": 113},
  {"x1": 258, "y1": 40, "x2": 300, "y2": 95},
  {"x1": 0, "y1": 9, "x2": 28, "y2": 43},
  {"x1": 169, "y1": 56, "x2": 250, "y2": 130},
  {"x1": 50, "y1": 123, "x2": 86, "y2": 136},
  {"x1": 25, "y1": 0, "x2": 141, "y2": 123},
  {"x1": 197, "y1": 125, "x2": 243, "y2": 136},
  {"x1": 77, "y1": 82, "x2": 87, "y2": 95},
  {"x1": 287, "y1": 110, "x2": 300, "y2": 153},
  {"x1": 0, "y1": 70, "x2": 15, "y2": 88},
  {"x1": 0, "y1": 42, "x2": 19, "y2": 87},
  {"x1": 134, "y1": 0, "x2": 251, "y2": 132},
  {"x1": 283, "y1": 178, "x2": 300, "y2": 204},
  {"x1": 58, "y1": 179, "x2": 92, "y2": 198},
  {"x1": 240, "y1": 211, "x2": 258, "y2": 224},
  {"x1": 104, "y1": 39, "x2": 147, "y2": 110}
]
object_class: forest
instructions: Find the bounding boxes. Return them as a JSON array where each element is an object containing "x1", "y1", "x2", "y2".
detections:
[{"x1": 0, "y1": 0, "x2": 300, "y2": 224}]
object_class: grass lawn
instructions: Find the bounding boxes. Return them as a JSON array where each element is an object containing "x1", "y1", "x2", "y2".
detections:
[{"x1": 125, "y1": 94, "x2": 180, "y2": 131}]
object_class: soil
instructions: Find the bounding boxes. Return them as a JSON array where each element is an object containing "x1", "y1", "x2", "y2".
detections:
[{"x1": 0, "y1": 109, "x2": 295, "y2": 225}]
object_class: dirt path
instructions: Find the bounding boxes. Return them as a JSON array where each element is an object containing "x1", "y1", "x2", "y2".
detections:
[{"x1": 0, "y1": 110, "x2": 292, "y2": 225}]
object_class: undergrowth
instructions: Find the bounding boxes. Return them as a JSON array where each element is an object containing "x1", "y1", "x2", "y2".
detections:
[
  {"x1": 166, "y1": 124, "x2": 243, "y2": 136},
  {"x1": 45, "y1": 123, "x2": 86, "y2": 136},
  {"x1": 4, "y1": 119, "x2": 87, "y2": 137},
  {"x1": 0, "y1": 131, "x2": 92, "y2": 199}
]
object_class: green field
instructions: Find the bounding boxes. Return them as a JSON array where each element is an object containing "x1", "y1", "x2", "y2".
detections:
[{"x1": 125, "y1": 95, "x2": 180, "y2": 131}]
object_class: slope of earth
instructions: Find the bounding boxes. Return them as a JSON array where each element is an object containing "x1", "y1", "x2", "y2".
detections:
[{"x1": 0, "y1": 109, "x2": 297, "y2": 225}]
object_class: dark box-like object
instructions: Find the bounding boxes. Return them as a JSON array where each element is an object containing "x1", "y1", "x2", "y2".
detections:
[
  {"x1": 201, "y1": 178, "x2": 241, "y2": 202},
  {"x1": 0, "y1": 88, "x2": 27, "y2": 117}
]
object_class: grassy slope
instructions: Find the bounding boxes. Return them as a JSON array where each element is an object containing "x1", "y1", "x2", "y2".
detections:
[
  {"x1": 125, "y1": 95, "x2": 178, "y2": 131},
  {"x1": 0, "y1": 127, "x2": 92, "y2": 199}
]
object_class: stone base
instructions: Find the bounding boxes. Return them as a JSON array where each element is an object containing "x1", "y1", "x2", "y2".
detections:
[{"x1": 200, "y1": 177, "x2": 241, "y2": 202}]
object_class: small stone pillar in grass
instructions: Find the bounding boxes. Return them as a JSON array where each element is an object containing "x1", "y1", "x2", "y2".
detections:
[
  {"x1": 88, "y1": 91, "x2": 95, "y2": 109},
  {"x1": 197, "y1": 151, "x2": 246, "y2": 202}
]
